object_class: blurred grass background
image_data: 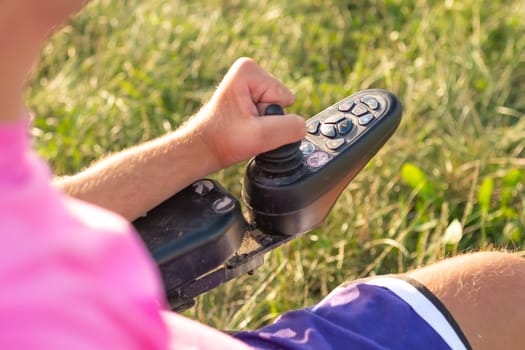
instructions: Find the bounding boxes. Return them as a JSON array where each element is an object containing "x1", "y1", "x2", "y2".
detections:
[{"x1": 28, "y1": 0, "x2": 524, "y2": 330}]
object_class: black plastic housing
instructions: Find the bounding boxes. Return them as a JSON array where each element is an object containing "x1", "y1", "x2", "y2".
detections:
[
  {"x1": 133, "y1": 180, "x2": 247, "y2": 291},
  {"x1": 243, "y1": 89, "x2": 402, "y2": 235}
]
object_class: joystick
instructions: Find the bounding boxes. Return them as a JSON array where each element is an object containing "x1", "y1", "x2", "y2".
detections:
[
  {"x1": 243, "y1": 89, "x2": 402, "y2": 236},
  {"x1": 254, "y1": 105, "x2": 304, "y2": 175}
]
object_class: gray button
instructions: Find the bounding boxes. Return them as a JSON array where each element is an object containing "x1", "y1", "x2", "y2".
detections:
[
  {"x1": 324, "y1": 114, "x2": 346, "y2": 124},
  {"x1": 300, "y1": 141, "x2": 315, "y2": 156},
  {"x1": 306, "y1": 120, "x2": 320, "y2": 134},
  {"x1": 337, "y1": 119, "x2": 353, "y2": 135},
  {"x1": 320, "y1": 123, "x2": 337, "y2": 138},
  {"x1": 326, "y1": 138, "x2": 346, "y2": 150},
  {"x1": 361, "y1": 96, "x2": 380, "y2": 110},
  {"x1": 213, "y1": 196, "x2": 235, "y2": 213},
  {"x1": 337, "y1": 99, "x2": 355, "y2": 112},
  {"x1": 358, "y1": 113, "x2": 374, "y2": 126},
  {"x1": 193, "y1": 180, "x2": 214, "y2": 196},
  {"x1": 351, "y1": 103, "x2": 368, "y2": 116}
]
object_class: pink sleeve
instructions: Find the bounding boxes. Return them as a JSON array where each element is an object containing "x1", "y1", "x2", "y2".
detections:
[
  {"x1": 0, "y1": 120, "x2": 250, "y2": 349},
  {"x1": 0, "y1": 194, "x2": 169, "y2": 348}
]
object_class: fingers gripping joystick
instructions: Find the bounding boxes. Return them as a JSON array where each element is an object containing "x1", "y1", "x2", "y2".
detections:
[
  {"x1": 255, "y1": 105, "x2": 304, "y2": 175},
  {"x1": 244, "y1": 89, "x2": 402, "y2": 236}
]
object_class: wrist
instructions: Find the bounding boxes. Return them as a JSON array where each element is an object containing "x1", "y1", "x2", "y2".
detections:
[
  {"x1": 176, "y1": 112, "x2": 224, "y2": 174},
  {"x1": 172, "y1": 124, "x2": 222, "y2": 175}
]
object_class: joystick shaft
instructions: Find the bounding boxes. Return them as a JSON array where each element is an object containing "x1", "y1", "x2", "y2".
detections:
[{"x1": 255, "y1": 104, "x2": 304, "y2": 175}]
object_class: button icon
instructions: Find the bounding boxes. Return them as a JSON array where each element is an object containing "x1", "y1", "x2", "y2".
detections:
[
  {"x1": 337, "y1": 119, "x2": 353, "y2": 135},
  {"x1": 351, "y1": 103, "x2": 368, "y2": 116},
  {"x1": 213, "y1": 196, "x2": 235, "y2": 214},
  {"x1": 306, "y1": 151, "x2": 330, "y2": 169},
  {"x1": 306, "y1": 120, "x2": 320, "y2": 134},
  {"x1": 193, "y1": 180, "x2": 214, "y2": 196}
]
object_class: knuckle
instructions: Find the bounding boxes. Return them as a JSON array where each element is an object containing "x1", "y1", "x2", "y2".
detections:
[{"x1": 232, "y1": 57, "x2": 258, "y2": 73}]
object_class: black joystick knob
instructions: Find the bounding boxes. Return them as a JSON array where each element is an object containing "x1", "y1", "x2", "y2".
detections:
[{"x1": 255, "y1": 104, "x2": 304, "y2": 175}]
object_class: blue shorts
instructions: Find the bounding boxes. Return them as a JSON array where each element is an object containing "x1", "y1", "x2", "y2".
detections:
[{"x1": 233, "y1": 276, "x2": 471, "y2": 349}]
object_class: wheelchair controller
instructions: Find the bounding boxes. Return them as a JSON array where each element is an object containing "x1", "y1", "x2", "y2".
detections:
[{"x1": 133, "y1": 89, "x2": 402, "y2": 311}]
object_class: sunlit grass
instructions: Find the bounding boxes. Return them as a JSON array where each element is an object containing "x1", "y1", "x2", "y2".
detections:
[{"x1": 28, "y1": 0, "x2": 525, "y2": 330}]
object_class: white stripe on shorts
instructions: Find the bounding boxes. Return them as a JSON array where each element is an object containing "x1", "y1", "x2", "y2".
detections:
[{"x1": 365, "y1": 277, "x2": 467, "y2": 350}]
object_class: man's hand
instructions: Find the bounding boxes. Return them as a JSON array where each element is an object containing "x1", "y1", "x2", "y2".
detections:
[
  {"x1": 57, "y1": 58, "x2": 306, "y2": 220},
  {"x1": 184, "y1": 57, "x2": 307, "y2": 171}
]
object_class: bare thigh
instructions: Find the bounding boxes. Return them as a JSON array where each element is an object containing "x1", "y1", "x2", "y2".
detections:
[{"x1": 407, "y1": 251, "x2": 525, "y2": 350}]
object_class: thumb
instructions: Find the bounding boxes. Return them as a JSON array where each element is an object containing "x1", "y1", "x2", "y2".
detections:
[{"x1": 256, "y1": 114, "x2": 306, "y2": 153}]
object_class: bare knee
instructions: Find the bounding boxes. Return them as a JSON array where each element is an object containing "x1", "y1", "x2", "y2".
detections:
[{"x1": 408, "y1": 251, "x2": 525, "y2": 350}]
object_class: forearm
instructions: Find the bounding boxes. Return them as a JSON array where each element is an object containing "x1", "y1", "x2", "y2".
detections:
[
  {"x1": 55, "y1": 58, "x2": 306, "y2": 221},
  {"x1": 55, "y1": 125, "x2": 219, "y2": 221}
]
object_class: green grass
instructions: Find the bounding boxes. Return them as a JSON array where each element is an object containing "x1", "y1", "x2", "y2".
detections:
[{"x1": 28, "y1": 0, "x2": 525, "y2": 330}]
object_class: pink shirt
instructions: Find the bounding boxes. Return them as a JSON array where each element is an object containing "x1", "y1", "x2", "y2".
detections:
[{"x1": 0, "y1": 119, "x2": 250, "y2": 349}]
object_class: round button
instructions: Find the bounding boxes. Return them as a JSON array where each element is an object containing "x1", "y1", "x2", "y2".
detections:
[
  {"x1": 213, "y1": 196, "x2": 235, "y2": 214},
  {"x1": 306, "y1": 151, "x2": 330, "y2": 169},
  {"x1": 300, "y1": 141, "x2": 315, "y2": 156}
]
